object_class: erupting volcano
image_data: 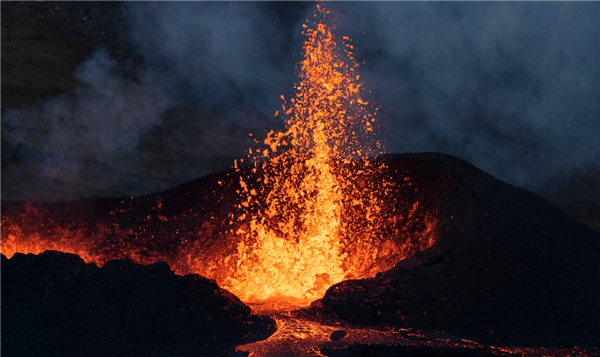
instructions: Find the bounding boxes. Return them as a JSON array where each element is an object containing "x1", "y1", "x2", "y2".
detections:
[
  {"x1": 2, "y1": 3, "x2": 434, "y2": 311},
  {"x1": 3, "y1": 2, "x2": 600, "y2": 357},
  {"x1": 226, "y1": 4, "x2": 395, "y2": 305}
]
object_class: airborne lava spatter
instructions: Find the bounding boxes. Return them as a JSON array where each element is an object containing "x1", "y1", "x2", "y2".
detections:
[
  {"x1": 0, "y1": 3, "x2": 439, "y2": 311},
  {"x1": 224, "y1": 3, "x2": 389, "y2": 305}
]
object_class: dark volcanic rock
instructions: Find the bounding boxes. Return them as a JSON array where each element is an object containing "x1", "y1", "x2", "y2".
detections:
[
  {"x1": 1, "y1": 251, "x2": 275, "y2": 357},
  {"x1": 329, "y1": 330, "x2": 348, "y2": 341},
  {"x1": 3, "y1": 153, "x2": 599, "y2": 349},
  {"x1": 316, "y1": 153, "x2": 600, "y2": 347},
  {"x1": 320, "y1": 344, "x2": 497, "y2": 357}
]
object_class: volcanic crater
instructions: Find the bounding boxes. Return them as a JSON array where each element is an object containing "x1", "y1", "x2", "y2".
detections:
[
  {"x1": 3, "y1": 153, "x2": 600, "y2": 356},
  {"x1": 2, "y1": 2, "x2": 599, "y2": 356}
]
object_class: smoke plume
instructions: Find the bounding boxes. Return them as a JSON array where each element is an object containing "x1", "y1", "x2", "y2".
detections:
[
  {"x1": 2, "y1": 2, "x2": 598, "y2": 204},
  {"x1": 336, "y1": 2, "x2": 599, "y2": 204}
]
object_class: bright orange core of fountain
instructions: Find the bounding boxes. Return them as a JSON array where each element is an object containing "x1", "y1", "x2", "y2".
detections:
[{"x1": 222, "y1": 4, "x2": 389, "y2": 307}]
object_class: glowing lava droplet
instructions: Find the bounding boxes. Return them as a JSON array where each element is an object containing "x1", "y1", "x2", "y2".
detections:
[{"x1": 226, "y1": 3, "x2": 386, "y2": 306}]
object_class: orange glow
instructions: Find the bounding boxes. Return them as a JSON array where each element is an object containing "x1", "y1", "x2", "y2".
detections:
[
  {"x1": 1, "y1": 3, "x2": 439, "y2": 312},
  {"x1": 222, "y1": 3, "x2": 391, "y2": 305}
]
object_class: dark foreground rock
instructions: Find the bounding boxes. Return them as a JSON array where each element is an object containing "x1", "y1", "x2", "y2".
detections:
[
  {"x1": 320, "y1": 344, "x2": 497, "y2": 357},
  {"x1": 1, "y1": 251, "x2": 275, "y2": 357},
  {"x1": 3, "y1": 153, "x2": 599, "y2": 349},
  {"x1": 315, "y1": 153, "x2": 600, "y2": 347}
]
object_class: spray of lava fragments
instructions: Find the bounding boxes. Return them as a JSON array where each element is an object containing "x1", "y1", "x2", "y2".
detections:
[
  {"x1": 223, "y1": 4, "x2": 390, "y2": 305},
  {"x1": 1, "y1": 4, "x2": 439, "y2": 310}
]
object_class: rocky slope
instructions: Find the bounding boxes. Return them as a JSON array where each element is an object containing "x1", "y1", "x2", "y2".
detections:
[
  {"x1": 3, "y1": 153, "x2": 599, "y2": 349},
  {"x1": 313, "y1": 153, "x2": 600, "y2": 347},
  {"x1": 2, "y1": 251, "x2": 275, "y2": 357}
]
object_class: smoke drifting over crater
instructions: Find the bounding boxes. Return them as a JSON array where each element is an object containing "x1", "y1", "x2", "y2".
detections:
[
  {"x1": 337, "y1": 2, "x2": 599, "y2": 205},
  {"x1": 2, "y1": 2, "x2": 598, "y2": 204}
]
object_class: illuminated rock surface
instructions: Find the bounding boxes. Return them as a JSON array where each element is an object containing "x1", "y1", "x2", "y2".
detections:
[
  {"x1": 1, "y1": 251, "x2": 275, "y2": 357},
  {"x1": 0, "y1": 153, "x2": 449, "y2": 308}
]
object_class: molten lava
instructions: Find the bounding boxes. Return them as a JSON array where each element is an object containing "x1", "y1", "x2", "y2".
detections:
[
  {"x1": 224, "y1": 3, "x2": 388, "y2": 304},
  {"x1": 1, "y1": 3, "x2": 440, "y2": 312}
]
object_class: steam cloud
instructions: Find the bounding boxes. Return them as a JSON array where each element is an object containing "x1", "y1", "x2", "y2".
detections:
[
  {"x1": 337, "y1": 2, "x2": 600, "y2": 205},
  {"x1": 2, "y1": 2, "x2": 598, "y2": 204}
]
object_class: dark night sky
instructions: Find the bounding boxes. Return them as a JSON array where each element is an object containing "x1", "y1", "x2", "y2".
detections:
[{"x1": 2, "y1": 2, "x2": 599, "y2": 205}]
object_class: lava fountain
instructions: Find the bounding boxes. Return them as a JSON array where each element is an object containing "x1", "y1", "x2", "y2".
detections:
[
  {"x1": 1, "y1": 3, "x2": 439, "y2": 312},
  {"x1": 223, "y1": 3, "x2": 391, "y2": 306}
]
